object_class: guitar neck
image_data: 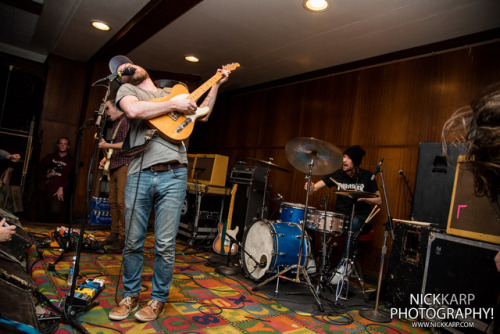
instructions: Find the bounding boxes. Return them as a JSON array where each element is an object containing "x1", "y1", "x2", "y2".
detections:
[{"x1": 188, "y1": 73, "x2": 223, "y2": 102}]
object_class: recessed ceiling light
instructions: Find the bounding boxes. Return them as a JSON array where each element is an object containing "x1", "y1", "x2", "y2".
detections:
[
  {"x1": 303, "y1": 0, "x2": 329, "y2": 12},
  {"x1": 91, "y1": 20, "x2": 110, "y2": 31},
  {"x1": 185, "y1": 56, "x2": 199, "y2": 63}
]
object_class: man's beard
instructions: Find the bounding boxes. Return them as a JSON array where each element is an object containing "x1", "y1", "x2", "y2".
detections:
[{"x1": 129, "y1": 71, "x2": 148, "y2": 85}]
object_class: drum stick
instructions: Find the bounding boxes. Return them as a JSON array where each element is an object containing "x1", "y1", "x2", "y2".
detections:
[
  {"x1": 329, "y1": 177, "x2": 347, "y2": 190},
  {"x1": 365, "y1": 208, "x2": 380, "y2": 224},
  {"x1": 367, "y1": 204, "x2": 378, "y2": 220}
]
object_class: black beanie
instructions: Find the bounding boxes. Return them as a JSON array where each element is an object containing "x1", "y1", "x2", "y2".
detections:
[{"x1": 344, "y1": 145, "x2": 366, "y2": 166}]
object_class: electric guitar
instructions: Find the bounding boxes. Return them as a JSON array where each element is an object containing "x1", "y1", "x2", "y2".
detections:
[
  {"x1": 102, "y1": 148, "x2": 113, "y2": 177},
  {"x1": 147, "y1": 63, "x2": 240, "y2": 144},
  {"x1": 212, "y1": 184, "x2": 238, "y2": 255}
]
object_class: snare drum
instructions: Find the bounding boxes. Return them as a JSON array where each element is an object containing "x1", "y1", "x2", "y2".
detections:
[
  {"x1": 307, "y1": 209, "x2": 345, "y2": 234},
  {"x1": 279, "y1": 202, "x2": 315, "y2": 224},
  {"x1": 241, "y1": 220, "x2": 310, "y2": 281}
]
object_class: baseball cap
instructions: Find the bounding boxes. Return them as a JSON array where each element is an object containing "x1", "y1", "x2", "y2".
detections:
[{"x1": 109, "y1": 55, "x2": 134, "y2": 75}]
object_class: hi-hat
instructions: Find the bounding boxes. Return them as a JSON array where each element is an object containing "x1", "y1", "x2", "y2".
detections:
[
  {"x1": 334, "y1": 190, "x2": 379, "y2": 199},
  {"x1": 247, "y1": 158, "x2": 290, "y2": 172},
  {"x1": 285, "y1": 137, "x2": 342, "y2": 175}
]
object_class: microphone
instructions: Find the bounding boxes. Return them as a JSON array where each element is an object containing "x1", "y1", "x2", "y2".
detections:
[
  {"x1": 398, "y1": 170, "x2": 404, "y2": 175},
  {"x1": 371, "y1": 158, "x2": 384, "y2": 180},
  {"x1": 118, "y1": 67, "x2": 136, "y2": 77},
  {"x1": 275, "y1": 193, "x2": 284, "y2": 201}
]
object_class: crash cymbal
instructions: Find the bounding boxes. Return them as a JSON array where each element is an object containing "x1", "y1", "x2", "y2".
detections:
[
  {"x1": 334, "y1": 190, "x2": 379, "y2": 199},
  {"x1": 285, "y1": 137, "x2": 342, "y2": 175},
  {"x1": 246, "y1": 158, "x2": 290, "y2": 172}
]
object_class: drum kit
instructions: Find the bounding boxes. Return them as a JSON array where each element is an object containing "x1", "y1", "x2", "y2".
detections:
[{"x1": 239, "y1": 137, "x2": 379, "y2": 310}]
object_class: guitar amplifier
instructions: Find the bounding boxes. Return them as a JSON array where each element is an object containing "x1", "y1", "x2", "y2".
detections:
[
  {"x1": 229, "y1": 164, "x2": 266, "y2": 184},
  {"x1": 187, "y1": 154, "x2": 229, "y2": 187}
]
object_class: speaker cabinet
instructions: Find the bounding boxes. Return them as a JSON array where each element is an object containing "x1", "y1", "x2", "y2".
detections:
[
  {"x1": 447, "y1": 156, "x2": 500, "y2": 244},
  {"x1": 422, "y1": 233, "x2": 500, "y2": 331},
  {"x1": 385, "y1": 221, "x2": 434, "y2": 309},
  {"x1": 187, "y1": 154, "x2": 229, "y2": 187},
  {"x1": 0, "y1": 251, "x2": 40, "y2": 332},
  {"x1": 230, "y1": 181, "x2": 268, "y2": 242},
  {"x1": 412, "y1": 142, "x2": 466, "y2": 228}
]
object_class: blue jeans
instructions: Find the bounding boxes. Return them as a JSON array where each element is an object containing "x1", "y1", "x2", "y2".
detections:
[{"x1": 122, "y1": 167, "x2": 187, "y2": 302}]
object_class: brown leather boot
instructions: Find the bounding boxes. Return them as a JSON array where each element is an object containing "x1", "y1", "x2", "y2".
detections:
[
  {"x1": 134, "y1": 300, "x2": 165, "y2": 322},
  {"x1": 106, "y1": 239, "x2": 124, "y2": 252},
  {"x1": 102, "y1": 232, "x2": 118, "y2": 245},
  {"x1": 108, "y1": 295, "x2": 139, "y2": 321}
]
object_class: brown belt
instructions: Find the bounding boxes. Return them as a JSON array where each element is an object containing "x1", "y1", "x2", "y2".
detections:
[{"x1": 149, "y1": 162, "x2": 187, "y2": 172}]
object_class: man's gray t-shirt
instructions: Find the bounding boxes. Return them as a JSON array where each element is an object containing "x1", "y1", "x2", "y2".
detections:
[{"x1": 116, "y1": 83, "x2": 188, "y2": 174}]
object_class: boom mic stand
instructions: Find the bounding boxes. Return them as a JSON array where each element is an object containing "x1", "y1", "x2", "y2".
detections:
[
  {"x1": 359, "y1": 160, "x2": 394, "y2": 323},
  {"x1": 399, "y1": 170, "x2": 415, "y2": 217},
  {"x1": 48, "y1": 119, "x2": 93, "y2": 270},
  {"x1": 61, "y1": 77, "x2": 115, "y2": 333}
]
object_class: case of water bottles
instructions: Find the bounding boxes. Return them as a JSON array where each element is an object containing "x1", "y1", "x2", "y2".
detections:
[{"x1": 89, "y1": 197, "x2": 112, "y2": 226}]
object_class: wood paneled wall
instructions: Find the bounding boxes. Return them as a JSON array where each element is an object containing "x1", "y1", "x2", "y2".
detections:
[{"x1": 189, "y1": 41, "x2": 500, "y2": 277}]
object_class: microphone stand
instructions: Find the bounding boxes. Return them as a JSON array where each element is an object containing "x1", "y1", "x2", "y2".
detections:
[
  {"x1": 217, "y1": 234, "x2": 262, "y2": 275},
  {"x1": 61, "y1": 78, "x2": 115, "y2": 333},
  {"x1": 399, "y1": 171, "x2": 415, "y2": 217},
  {"x1": 359, "y1": 160, "x2": 393, "y2": 323}
]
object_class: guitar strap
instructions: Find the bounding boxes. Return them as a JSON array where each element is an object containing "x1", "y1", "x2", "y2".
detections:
[
  {"x1": 121, "y1": 128, "x2": 158, "y2": 157},
  {"x1": 110, "y1": 117, "x2": 125, "y2": 144}
]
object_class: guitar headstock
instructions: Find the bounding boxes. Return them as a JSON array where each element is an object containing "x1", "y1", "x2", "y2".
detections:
[{"x1": 222, "y1": 63, "x2": 240, "y2": 72}]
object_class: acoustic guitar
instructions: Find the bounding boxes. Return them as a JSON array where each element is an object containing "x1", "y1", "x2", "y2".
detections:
[
  {"x1": 147, "y1": 63, "x2": 240, "y2": 144},
  {"x1": 212, "y1": 184, "x2": 239, "y2": 255}
]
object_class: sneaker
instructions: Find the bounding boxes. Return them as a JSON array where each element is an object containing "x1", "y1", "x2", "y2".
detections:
[
  {"x1": 329, "y1": 263, "x2": 352, "y2": 285},
  {"x1": 102, "y1": 232, "x2": 118, "y2": 245},
  {"x1": 108, "y1": 295, "x2": 139, "y2": 321},
  {"x1": 135, "y1": 300, "x2": 165, "y2": 322},
  {"x1": 306, "y1": 258, "x2": 317, "y2": 274}
]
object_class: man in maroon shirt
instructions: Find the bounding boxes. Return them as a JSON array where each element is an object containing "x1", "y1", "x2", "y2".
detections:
[{"x1": 35, "y1": 137, "x2": 75, "y2": 223}]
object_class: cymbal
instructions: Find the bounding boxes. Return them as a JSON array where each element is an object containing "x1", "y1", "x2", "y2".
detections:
[
  {"x1": 247, "y1": 158, "x2": 290, "y2": 172},
  {"x1": 334, "y1": 190, "x2": 379, "y2": 199},
  {"x1": 285, "y1": 137, "x2": 342, "y2": 175}
]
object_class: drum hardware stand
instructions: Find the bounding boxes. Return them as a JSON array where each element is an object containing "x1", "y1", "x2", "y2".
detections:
[
  {"x1": 333, "y1": 200, "x2": 357, "y2": 301},
  {"x1": 315, "y1": 195, "x2": 331, "y2": 293},
  {"x1": 252, "y1": 156, "x2": 324, "y2": 312},
  {"x1": 359, "y1": 160, "x2": 393, "y2": 323}
]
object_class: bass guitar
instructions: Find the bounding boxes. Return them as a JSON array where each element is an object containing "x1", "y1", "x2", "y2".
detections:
[
  {"x1": 147, "y1": 63, "x2": 240, "y2": 144},
  {"x1": 212, "y1": 184, "x2": 238, "y2": 255}
]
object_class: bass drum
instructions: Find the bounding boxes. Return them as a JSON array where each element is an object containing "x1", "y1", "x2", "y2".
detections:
[{"x1": 241, "y1": 219, "x2": 310, "y2": 281}]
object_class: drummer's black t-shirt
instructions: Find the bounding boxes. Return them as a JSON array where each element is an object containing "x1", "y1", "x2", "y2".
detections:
[{"x1": 322, "y1": 168, "x2": 378, "y2": 218}]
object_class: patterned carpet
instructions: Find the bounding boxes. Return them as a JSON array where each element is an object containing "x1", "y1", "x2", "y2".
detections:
[{"x1": 25, "y1": 225, "x2": 429, "y2": 334}]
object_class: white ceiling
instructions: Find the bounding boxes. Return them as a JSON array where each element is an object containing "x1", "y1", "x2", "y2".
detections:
[{"x1": 1, "y1": 0, "x2": 499, "y2": 91}]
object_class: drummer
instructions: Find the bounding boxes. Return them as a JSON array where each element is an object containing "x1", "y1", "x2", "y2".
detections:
[{"x1": 305, "y1": 145, "x2": 381, "y2": 284}]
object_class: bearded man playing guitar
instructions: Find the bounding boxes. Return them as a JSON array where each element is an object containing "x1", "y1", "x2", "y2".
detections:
[{"x1": 107, "y1": 55, "x2": 231, "y2": 323}]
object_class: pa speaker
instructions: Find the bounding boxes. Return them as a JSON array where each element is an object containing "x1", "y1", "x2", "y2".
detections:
[{"x1": 412, "y1": 142, "x2": 465, "y2": 228}]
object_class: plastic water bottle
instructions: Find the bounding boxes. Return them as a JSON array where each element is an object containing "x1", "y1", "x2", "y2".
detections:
[{"x1": 67, "y1": 256, "x2": 76, "y2": 286}]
